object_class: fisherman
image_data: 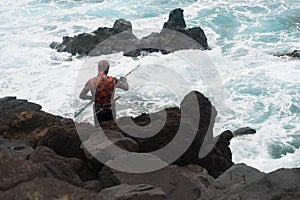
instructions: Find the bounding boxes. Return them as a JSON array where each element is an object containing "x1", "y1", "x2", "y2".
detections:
[{"x1": 79, "y1": 60, "x2": 129, "y2": 126}]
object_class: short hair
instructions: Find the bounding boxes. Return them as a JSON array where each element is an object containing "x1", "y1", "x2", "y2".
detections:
[{"x1": 98, "y1": 60, "x2": 110, "y2": 72}]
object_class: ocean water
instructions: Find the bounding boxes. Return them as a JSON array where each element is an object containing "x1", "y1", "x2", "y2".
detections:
[{"x1": 0, "y1": 0, "x2": 299, "y2": 172}]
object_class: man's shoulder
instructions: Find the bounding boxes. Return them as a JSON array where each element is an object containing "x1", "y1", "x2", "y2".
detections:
[{"x1": 87, "y1": 76, "x2": 99, "y2": 85}]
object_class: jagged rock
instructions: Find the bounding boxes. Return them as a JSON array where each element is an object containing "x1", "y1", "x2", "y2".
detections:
[
  {"x1": 29, "y1": 146, "x2": 84, "y2": 186},
  {"x1": 99, "y1": 184, "x2": 167, "y2": 200},
  {"x1": 162, "y1": 8, "x2": 209, "y2": 50},
  {"x1": 103, "y1": 164, "x2": 214, "y2": 200},
  {"x1": 0, "y1": 138, "x2": 33, "y2": 159},
  {"x1": 195, "y1": 130, "x2": 234, "y2": 178},
  {"x1": 37, "y1": 126, "x2": 86, "y2": 160},
  {"x1": 52, "y1": 9, "x2": 209, "y2": 57},
  {"x1": 51, "y1": 19, "x2": 137, "y2": 56},
  {"x1": 0, "y1": 148, "x2": 47, "y2": 191},
  {"x1": 113, "y1": 91, "x2": 233, "y2": 177},
  {"x1": 233, "y1": 127, "x2": 256, "y2": 136},
  {"x1": 163, "y1": 8, "x2": 186, "y2": 29},
  {"x1": 0, "y1": 96, "x2": 101, "y2": 182},
  {"x1": 124, "y1": 8, "x2": 209, "y2": 57},
  {"x1": 80, "y1": 128, "x2": 139, "y2": 172},
  {"x1": 0, "y1": 177, "x2": 105, "y2": 200},
  {"x1": 0, "y1": 96, "x2": 74, "y2": 147}
]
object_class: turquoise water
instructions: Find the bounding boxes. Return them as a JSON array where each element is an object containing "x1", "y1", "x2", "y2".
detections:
[{"x1": 0, "y1": 0, "x2": 299, "y2": 172}]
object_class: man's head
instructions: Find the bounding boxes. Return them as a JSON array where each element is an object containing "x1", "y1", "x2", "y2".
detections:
[{"x1": 98, "y1": 60, "x2": 110, "y2": 75}]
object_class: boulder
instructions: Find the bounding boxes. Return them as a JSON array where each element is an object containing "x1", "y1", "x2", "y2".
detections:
[
  {"x1": 0, "y1": 177, "x2": 104, "y2": 200},
  {"x1": 29, "y1": 146, "x2": 84, "y2": 186},
  {"x1": 80, "y1": 128, "x2": 139, "y2": 172},
  {"x1": 99, "y1": 184, "x2": 166, "y2": 200},
  {"x1": 0, "y1": 148, "x2": 47, "y2": 191},
  {"x1": 37, "y1": 126, "x2": 85, "y2": 160},
  {"x1": 104, "y1": 164, "x2": 214, "y2": 200},
  {"x1": 200, "y1": 163, "x2": 300, "y2": 200},
  {"x1": 0, "y1": 138, "x2": 33, "y2": 159}
]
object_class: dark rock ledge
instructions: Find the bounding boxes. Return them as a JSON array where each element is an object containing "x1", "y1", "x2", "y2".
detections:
[
  {"x1": 0, "y1": 92, "x2": 299, "y2": 200},
  {"x1": 50, "y1": 8, "x2": 209, "y2": 58}
]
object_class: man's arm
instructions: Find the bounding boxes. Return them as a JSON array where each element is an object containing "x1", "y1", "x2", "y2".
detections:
[
  {"x1": 115, "y1": 76, "x2": 129, "y2": 91},
  {"x1": 79, "y1": 82, "x2": 93, "y2": 100}
]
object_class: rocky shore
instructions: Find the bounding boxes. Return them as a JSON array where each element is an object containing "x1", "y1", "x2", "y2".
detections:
[{"x1": 1, "y1": 91, "x2": 299, "y2": 200}]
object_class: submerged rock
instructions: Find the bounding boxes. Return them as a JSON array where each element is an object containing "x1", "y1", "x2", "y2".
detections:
[{"x1": 233, "y1": 127, "x2": 256, "y2": 136}]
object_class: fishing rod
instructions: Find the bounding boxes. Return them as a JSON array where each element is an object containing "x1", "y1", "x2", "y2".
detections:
[{"x1": 74, "y1": 64, "x2": 141, "y2": 118}]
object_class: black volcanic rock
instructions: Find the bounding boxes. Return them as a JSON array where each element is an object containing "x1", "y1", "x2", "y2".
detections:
[
  {"x1": 163, "y1": 8, "x2": 187, "y2": 29},
  {"x1": 100, "y1": 91, "x2": 233, "y2": 177},
  {"x1": 124, "y1": 8, "x2": 209, "y2": 57},
  {"x1": 51, "y1": 19, "x2": 137, "y2": 56},
  {"x1": 51, "y1": 9, "x2": 209, "y2": 57}
]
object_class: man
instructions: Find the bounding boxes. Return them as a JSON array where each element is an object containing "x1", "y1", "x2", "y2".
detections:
[{"x1": 79, "y1": 60, "x2": 129, "y2": 126}]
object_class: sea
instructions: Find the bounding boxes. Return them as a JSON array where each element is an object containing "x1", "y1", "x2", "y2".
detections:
[{"x1": 0, "y1": 0, "x2": 299, "y2": 173}]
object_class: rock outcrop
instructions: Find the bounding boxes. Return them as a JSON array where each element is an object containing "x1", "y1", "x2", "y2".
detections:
[
  {"x1": 51, "y1": 8, "x2": 209, "y2": 57},
  {"x1": 1, "y1": 94, "x2": 299, "y2": 199}
]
